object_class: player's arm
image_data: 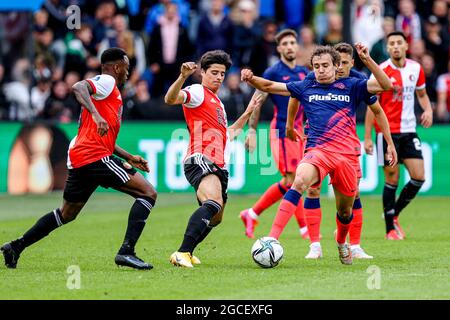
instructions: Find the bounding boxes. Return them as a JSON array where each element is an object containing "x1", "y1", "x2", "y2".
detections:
[
  {"x1": 228, "y1": 94, "x2": 263, "y2": 141},
  {"x1": 285, "y1": 97, "x2": 304, "y2": 142},
  {"x1": 164, "y1": 62, "x2": 197, "y2": 105},
  {"x1": 72, "y1": 80, "x2": 108, "y2": 136},
  {"x1": 367, "y1": 101, "x2": 397, "y2": 166},
  {"x1": 364, "y1": 106, "x2": 376, "y2": 155},
  {"x1": 416, "y1": 88, "x2": 433, "y2": 128},
  {"x1": 114, "y1": 144, "x2": 149, "y2": 172},
  {"x1": 355, "y1": 43, "x2": 393, "y2": 93},
  {"x1": 245, "y1": 90, "x2": 268, "y2": 152},
  {"x1": 241, "y1": 69, "x2": 290, "y2": 96}
]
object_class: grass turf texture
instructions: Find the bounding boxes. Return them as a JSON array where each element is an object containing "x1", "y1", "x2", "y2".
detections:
[{"x1": 0, "y1": 192, "x2": 449, "y2": 300}]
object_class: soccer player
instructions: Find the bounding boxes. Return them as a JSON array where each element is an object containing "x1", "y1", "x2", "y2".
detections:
[
  {"x1": 364, "y1": 31, "x2": 433, "y2": 240},
  {"x1": 1, "y1": 48, "x2": 157, "y2": 270},
  {"x1": 240, "y1": 29, "x2": 310, "y2": 239},
  {"x1": 241, "y1": 44, "x2": 397, "y2": 264},
  {"x1": 164, "y1": 50, "x2": 260, "y2": 268},
  {"x1": 302, "y1": 43, "x2": 395, "y2": 260}
]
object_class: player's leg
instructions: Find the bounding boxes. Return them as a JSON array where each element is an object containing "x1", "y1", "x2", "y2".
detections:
[
  {"x1": 332, "y1": 157, "x2": 359, "y2": 265},
  {"x1": 171, "y1": 172, "x2": 224, "y2": 268},
  {"x1": 378, "y1": 133, "x2": 403, "y2": 239},
  {"x1": 113, "y1": 170, "x2": 157, "y2": 270},
  {"x1": 304, "y1": 185, "x2": 323, "y2": 258},
  {"x1": 393, "y1": 158, "x2": 425, "y2": 238},
  {"x1": 334, "y1": 186, "x2": 355, "y2": 265},
  {"x1": 240, "y1": 131, "x2": 290, "y2": 238},
  {"x1": 268, "y1": 171, "x2": 308, "y2": 240},
  {"x1": 1, "y1": 168, "x2": 96, "y2": 268},
  {"x1": 269, "y1": 163, "x2": 320, "y2": 239},
  {"x1": 383, "y1": 165, "x2": 401, "y2": 239},
  {"x1": 288, "y1": 171, "x2": 308, "y2": 238},
  {"x1": 349, "y1": 185, "x2": 373, "y2": 259}
]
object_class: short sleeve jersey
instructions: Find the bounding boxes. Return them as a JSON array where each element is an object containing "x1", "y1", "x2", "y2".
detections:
[
  {"x1": 181, "y1": 84, "x2": 228, "y2": 168},
  {"x1": 263, "y1": 61, "x2": 309, "y2": 137},
  {"x1": 372, "y1": 58, "x2": 426, "y2": 133},
  {"x1": 287, "y1": 77, "x2": 371, "y2": 156},
  {"x1": 67, "y1": 74, "x2": 123, "y2": 169},
  {"x1": 437, "y1": 73, "x2": 450, "y2": 112}
]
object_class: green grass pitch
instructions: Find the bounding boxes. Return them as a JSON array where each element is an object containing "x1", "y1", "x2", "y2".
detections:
[{"x1": 0, "y1": 192, "x2": 449, "y2": 300}]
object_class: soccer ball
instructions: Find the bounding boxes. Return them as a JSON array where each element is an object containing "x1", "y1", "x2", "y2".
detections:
[{"x1": 251, "y1": 237, "x2": 284, "y2": 268}]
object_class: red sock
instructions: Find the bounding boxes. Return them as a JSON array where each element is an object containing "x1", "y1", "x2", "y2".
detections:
[
  {"x1": 269, "y1": 189, "x2": 300, "y2": 239},
  {"x1": 304, "y1": 198, "x2": 321, "y2": 243},
  {"x1": 252, "y1": 183, "x2": 286, "y2": 215},
  {"x1": 336, "y1": 214, "x2": 353, "y2": 245},
  {"x1": 293, "y1": 198, "x2": 306, "y2": 228},
  {"x1": 349, "y1": 198, "x2": 363, "y2": 245}
]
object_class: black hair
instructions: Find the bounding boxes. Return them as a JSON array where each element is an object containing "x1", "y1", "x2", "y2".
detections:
[
  {"x1": 199, "y1": 50, "x2": 232, "y2": 71},
  {"x1": 100, "y1": 47, "x2": 127, "y2": 64},
  {"x1": 386, "y1": 31, "x2": 407, "y2": 41}
]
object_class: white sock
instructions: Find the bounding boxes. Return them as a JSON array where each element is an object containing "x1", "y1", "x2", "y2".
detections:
[
  {"x1": 310, "y1": 242, "x2": 321, "y2": 248},
  {"x1": 300, "y1": 226, "x2": 308, "y2": 235},
  {"x1": 248, "y1": 208, "x2": 258, "y2": 220},
  {"x1": 350, "y1": 244, "x2": 361, "y2": 250}
]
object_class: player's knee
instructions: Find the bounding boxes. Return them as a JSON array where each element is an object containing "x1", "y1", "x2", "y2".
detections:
[
  {"x1": 307, "y1": 188, "x2": 320, "y2": 198},
  {"x1": 292, "y1": 176, "x2": 308, "y2": 193},
  {"x1": 141, "y1": 184, "x2": 157, "y2": 202},
  {"x1": 338, "y1": 208, "x2": 352, "y2": 219}
]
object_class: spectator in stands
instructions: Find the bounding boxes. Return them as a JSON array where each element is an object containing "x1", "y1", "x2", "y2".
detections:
[
  {"x1": 436, "y1": 60, "x2": 450, "y2": 123},
  {"x1": 31, "y1": 67, "x2": 52, "y2": 117},
  {"x1": 395, "y1": 0, "x2": 421, "y2": 51},
  {"x1": 64, "y1": 24, "x2": 100, "y2": 77},
  {"x1": 218, "y1": 72, "x2": 252, "y2": 121},
  {"x1": 352, "y1": 0, "x2": 384, "y2": 50},
  {"x1": 408, "y1": 39, "x2": 425, "y2": 62},
  {"x1": 423, "y1": 15, "x2": 448, "y2": 75},
  {"x1": 232, "y1": 0, "x2": 261, "y2": 68},
  {"x1": 297, "y1": 25, "x2": 316, "y2": 69},
  {"x1": 370, "y1": 16, "x2": 395, "y2": 64},
  {"x1": 248, "y1": 20, "x2": 278, "y2": 77},
  {"x1": 321, "y1": 12, "x2": 343, "y2": 46},
  {"x1": 0, "y1": 64, "x2": 9, "y2": 120},
  {"x1": 97, "y1": 14, "x2": 146, "y2": 83},
  {"x1": 3, "y1": 59, "x2": 33, "y2": 121},
  {"x1": 42, "y1": 80, "x2": 79, "y2": 122},
  {"x1": 313, "y1": 0, "x2": 340, "y2": 44},
  {"x1": 148, "y1": 2, "x2": 194, "y2": 97},
  {"x1": 144, "y1": 0, "x2": 190, "y2": 35},
  {"x1": 91, "y1": 0, "x2": 117, "y2": 48},
  {"x1": 196, "y1": 0, "x2": 234, "y2": 57},
  {"x1": 420, "y1": 52, "x2": 438, "y2": 104},
  {"x1": 42, "y1": 0, "x2": 68, "y2": 39}
]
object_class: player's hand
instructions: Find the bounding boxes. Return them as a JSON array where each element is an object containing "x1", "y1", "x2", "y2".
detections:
[
  {"x1": 241, "y1": 69, "x2": 254, "y2": 82},
  {"x1": 128, "y1": 155, "x2": 150, "y2": 172},
  {"x1": 420, "y1": 109, "x2": 433, "y2": 128},
  {"x1": 355, "y1": 42, "x2": 370, "y2": 63},
  {"x1": 93, "y1": 113, "x2": 109, "y2": 136},
  {"x1": 364, "y1": 138, "x2": 374, "y2": 155},
  {"x1": 245, "y1": 129, "x2": 257, "y2": 153},
  {"x1": 386, "y1": 144, "x2": 398, "y2": 167},
  {"x1": 286, "y1": 127, "x2": 304, "y2": 142},
  {"x1": 180, "y1": 62, "x2": 197, "y2": 78}
]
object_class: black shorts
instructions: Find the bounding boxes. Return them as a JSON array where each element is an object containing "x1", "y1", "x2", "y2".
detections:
[
  {"x1": 184, "y1": 154, "x2": 229, "y2": 205},
  {"x1": 377, "y1": 132, "x2": 423, "y2": 166},
  {"x1": 63, "y1": 155, "x2": 137, "y2": 203}
]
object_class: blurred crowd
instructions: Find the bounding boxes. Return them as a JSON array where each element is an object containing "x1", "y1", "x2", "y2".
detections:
[{"x1": 0, "y1": 0, "x2": 449, "y2": 123}]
